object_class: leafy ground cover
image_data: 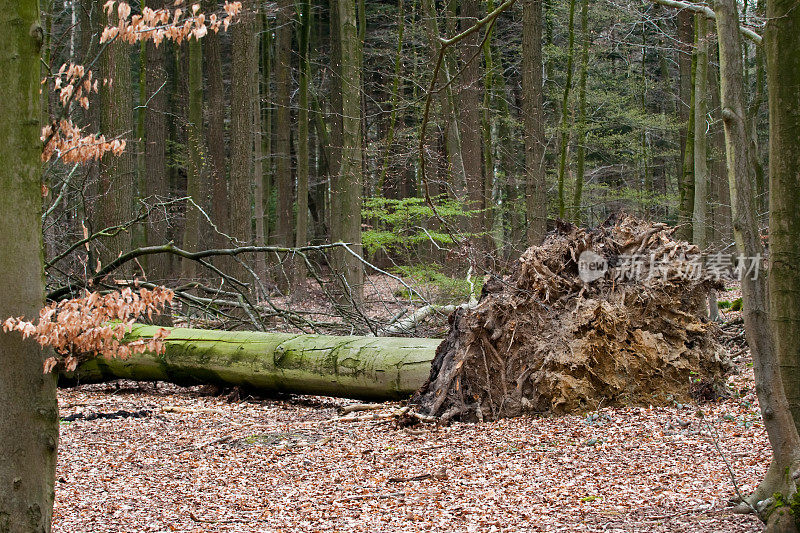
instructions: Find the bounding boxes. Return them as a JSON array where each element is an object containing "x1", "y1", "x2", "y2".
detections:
[{"x1": 55, "y1": 359, "x2": 764, "y2": 532}]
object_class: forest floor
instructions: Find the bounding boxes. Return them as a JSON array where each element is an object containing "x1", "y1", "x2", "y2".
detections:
[{"x1": 54, "y1": 351, "x2": 765, "y2": 532}]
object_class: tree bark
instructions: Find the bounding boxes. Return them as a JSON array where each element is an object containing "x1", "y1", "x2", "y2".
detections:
[
  {"x1": 676, "y1": 8, "x2": 694, "y2": 241},
  {"x1": 230, "y1": 4, "x2": 255, "y2": 281},
  {"x1": 63, "y1": 325, "x2": 439, "y2": 401},
  {"x1": 294, "y1": 0, "x2": 312, "y2": 298},
  {"x1": 203, "y1": 2, "x2": 228, "y2": 252},
  {"x1": 556, "y1": 0, "x2": 576, "y2": 220},
  {"x1": 523, "y1": 0, "x2": 546, "y2": 245},
  {"x1": 571, "y1": 0, "x2": 589, "y2": 225},
  {"x1": 0, "y1": 3, "x2": 59, "y2": 529},
  {"x1": 274, "y1": 0, "x2": 293, "y2": 292},
  {"x1": 457, "y1": 0, "x2": 486, "y2": 237},
  {"x1": 143, "y1": 0, "x2": 170, "y2": 282},
  {"x1": 766, "y1": 0, "x2": 800, "y2": 442},
  {"x1": 421, "y1": 0, "x2": 466, "y2": 199},
  {"x1": 716, "y1": 0, "x2": 800, "y2": 525},
  {"x1": 181, "y1": 36, "x2": 204, "y2": 282},
  {"x1": 691, "y1": 13, "x2": 709, "y2": 249},
  {"x1": 332, "y1": 0, "x2": 365, "y2": 303}
]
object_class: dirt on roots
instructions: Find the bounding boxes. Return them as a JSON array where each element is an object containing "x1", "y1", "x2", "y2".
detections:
[{"x1": 411, "y1": 214, "x2": 732, "y2": 422}]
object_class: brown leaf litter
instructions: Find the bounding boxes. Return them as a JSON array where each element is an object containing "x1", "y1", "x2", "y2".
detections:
[{"x1": 55, "y1": 371, "x2": 765, "y2": 532}]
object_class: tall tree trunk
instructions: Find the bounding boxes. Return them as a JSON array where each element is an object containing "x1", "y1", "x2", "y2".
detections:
[
  {"x1": 274, "y1": 0, "x2": 293, "y2": 292},
  {"x1": 571, "y1": 0, "x2": 589, "y2": 225},
  {"x1": 421, "y1": 0, "x2": 466, "y2": 198},
  {"x1": 457, "y1": 0, "x2": 485, "y2": 238},
  {"x1": 230, "y1": 4, "x2": 255, "y2": 282},
  {"x1": 253, "y1": 18, "x2": 267, "y2": 281},
  {"x1": 766, "y1": 0, "x2": 800, "y2": 442},
  {"x1": 677, "y1": 9, "x2": 695, "y2": 242},
  {"x1": 0, "y1": 3, "x2": 59, "y2": 529},
  {"x1": 481, "y1": 0, "x2": 494, "y2": 250},
  {"x1": 144, "y1": 15, "x2": 170, "y2": 281},
  {"x1": 691, "y1": 13, "x2": 709, "y2": 249},
  {"x1": 294, "y1": 0, "x2": 312, "y2": 298},
  {"x1": 379, "y1": 0, "x2": 405, "y2": 195},
  {"x1": 523, "y1": 0, "x2": 546, "y2": 245},
  {"x1": 332, "y1": 0, "x2": 365, "y2": 303},
  {"x1": 556, "y1": 0, "x2": 577, "y2": 220},
  {"x1": 204, "y1": 3, "x2": 228, "y2": 252},
  {"x1": 708, "y1": 54, "x2": 732, "y2": 248},
  {"x1": 182, "y1": 37, "x2": 204, "y2": 281},
  {"x1": 97, "y1": 5, "x2": 134, "y2": 266},
  {"x1": 328, "y1": 0, "x2": 343, "y2": 244},
  {"x1": 260, "y1": 11, "x2": 273, "y2": 249},
  {"x1": 716, "y1": 0, "x2": 800, "y2": 526}
]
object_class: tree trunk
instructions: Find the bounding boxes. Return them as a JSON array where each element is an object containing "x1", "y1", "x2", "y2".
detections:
[
  {"x1": 572, "y1": 0, "x2": 589, "y2": 225},
  {"x1": 716, "y1": 0, "x2": 800, "y2": 526},
  {"x1": 294, "y1": 0, "x2": 312, "y2": 298},
  {"x1": 252, "y1": 24, "x2": 265, "y2": 281},
  {"x1": 421, "y1": 0, "x2": 466, "y2": 199},
  {"x1": 708, "y1": 54, "x2": 732, "y2": 247},
  {"x1": 143, "y1": 0, "x2": 170, "y2": 282},
  {"x1": 97, "y1": 4, "x2": 135, "y2": 266},
  {"x1": 182, "y1": 37, "x2": 204, "y2": 282},
  {"x1": 379, "y1": 0, "x2": 405, "y2": 196},
  {"x1": 275, "y1": 0, "x2": 293, "y2": 292},
  {"x1": 677, "y1": 10, "x2": 695, "y2": 242},
  {"x1": 766, "y1": 0, "x2": 800, "y2": 448},
  {"x1": 204, "y1": 3, "x2": 228, "y2": 252},
  {"x1": 259, "y1": 11, "x2": 273, "y2": 258},
  {"x1": 63, "y1": 325, "x2": 439, "y2": 401},
  {"x1": 556, "y1": 0, "x2": 576, "y2": 220},
  {"x1": 691, "y1": 13, "x2": 709, "y2": 249},
  {"x1": 332, "y1": 0, "x2": 365, "y2": 303},
  {"x1": 523, "y1": 0, "x2": 546, "y2": 245},
  {"x1": 457, "y1": 0, "x2": 486, "y2": 238},
  {"x1": 0, "y1": 3, "x2": 59, "y2": 529},
  {"x1": 230, "y1": 4, "x2": 255, "y2": 282}
]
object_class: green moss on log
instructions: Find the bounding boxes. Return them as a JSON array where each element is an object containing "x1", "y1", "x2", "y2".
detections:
[{"x1": 61, "y1": 325, "x2": 440, "y2": 401}]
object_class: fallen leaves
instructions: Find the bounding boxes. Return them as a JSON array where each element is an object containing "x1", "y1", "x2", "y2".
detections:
[{"x1": 54, "y1": 363, "x2": 765, "y2": 532}]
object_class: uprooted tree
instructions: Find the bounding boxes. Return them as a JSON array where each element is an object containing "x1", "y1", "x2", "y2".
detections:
[{"x1": 410, "y1": 215, "x2": 731, "y2": 422}]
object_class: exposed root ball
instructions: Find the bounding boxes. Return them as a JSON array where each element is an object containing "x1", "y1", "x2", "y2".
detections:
[{"x1": 411, "y1": 214, "x2": 731, "y2": 422}]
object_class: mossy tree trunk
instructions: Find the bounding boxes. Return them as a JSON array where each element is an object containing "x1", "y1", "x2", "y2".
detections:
[
  {"x1": 63, "y1": 326, "x2": 440, "y2": 401},
  {"x1": 0, "y1": 3, "x2": 59, "y2": 529}
]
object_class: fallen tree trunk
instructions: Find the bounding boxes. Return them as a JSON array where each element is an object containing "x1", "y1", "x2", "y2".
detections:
[{"x1": 60, "y1": 325, "x2": 440, "y2": 401}]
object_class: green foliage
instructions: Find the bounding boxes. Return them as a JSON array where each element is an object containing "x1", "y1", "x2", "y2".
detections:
[
  {"x1": 392, "y1": 263, "x2": 482, "y2": 303},
  {"x1": 718, "y1": 298, "x2": 742, "y2": 311},
  {"x1": 362, "y1": 196, "x2": 478, "y2": 255}
]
